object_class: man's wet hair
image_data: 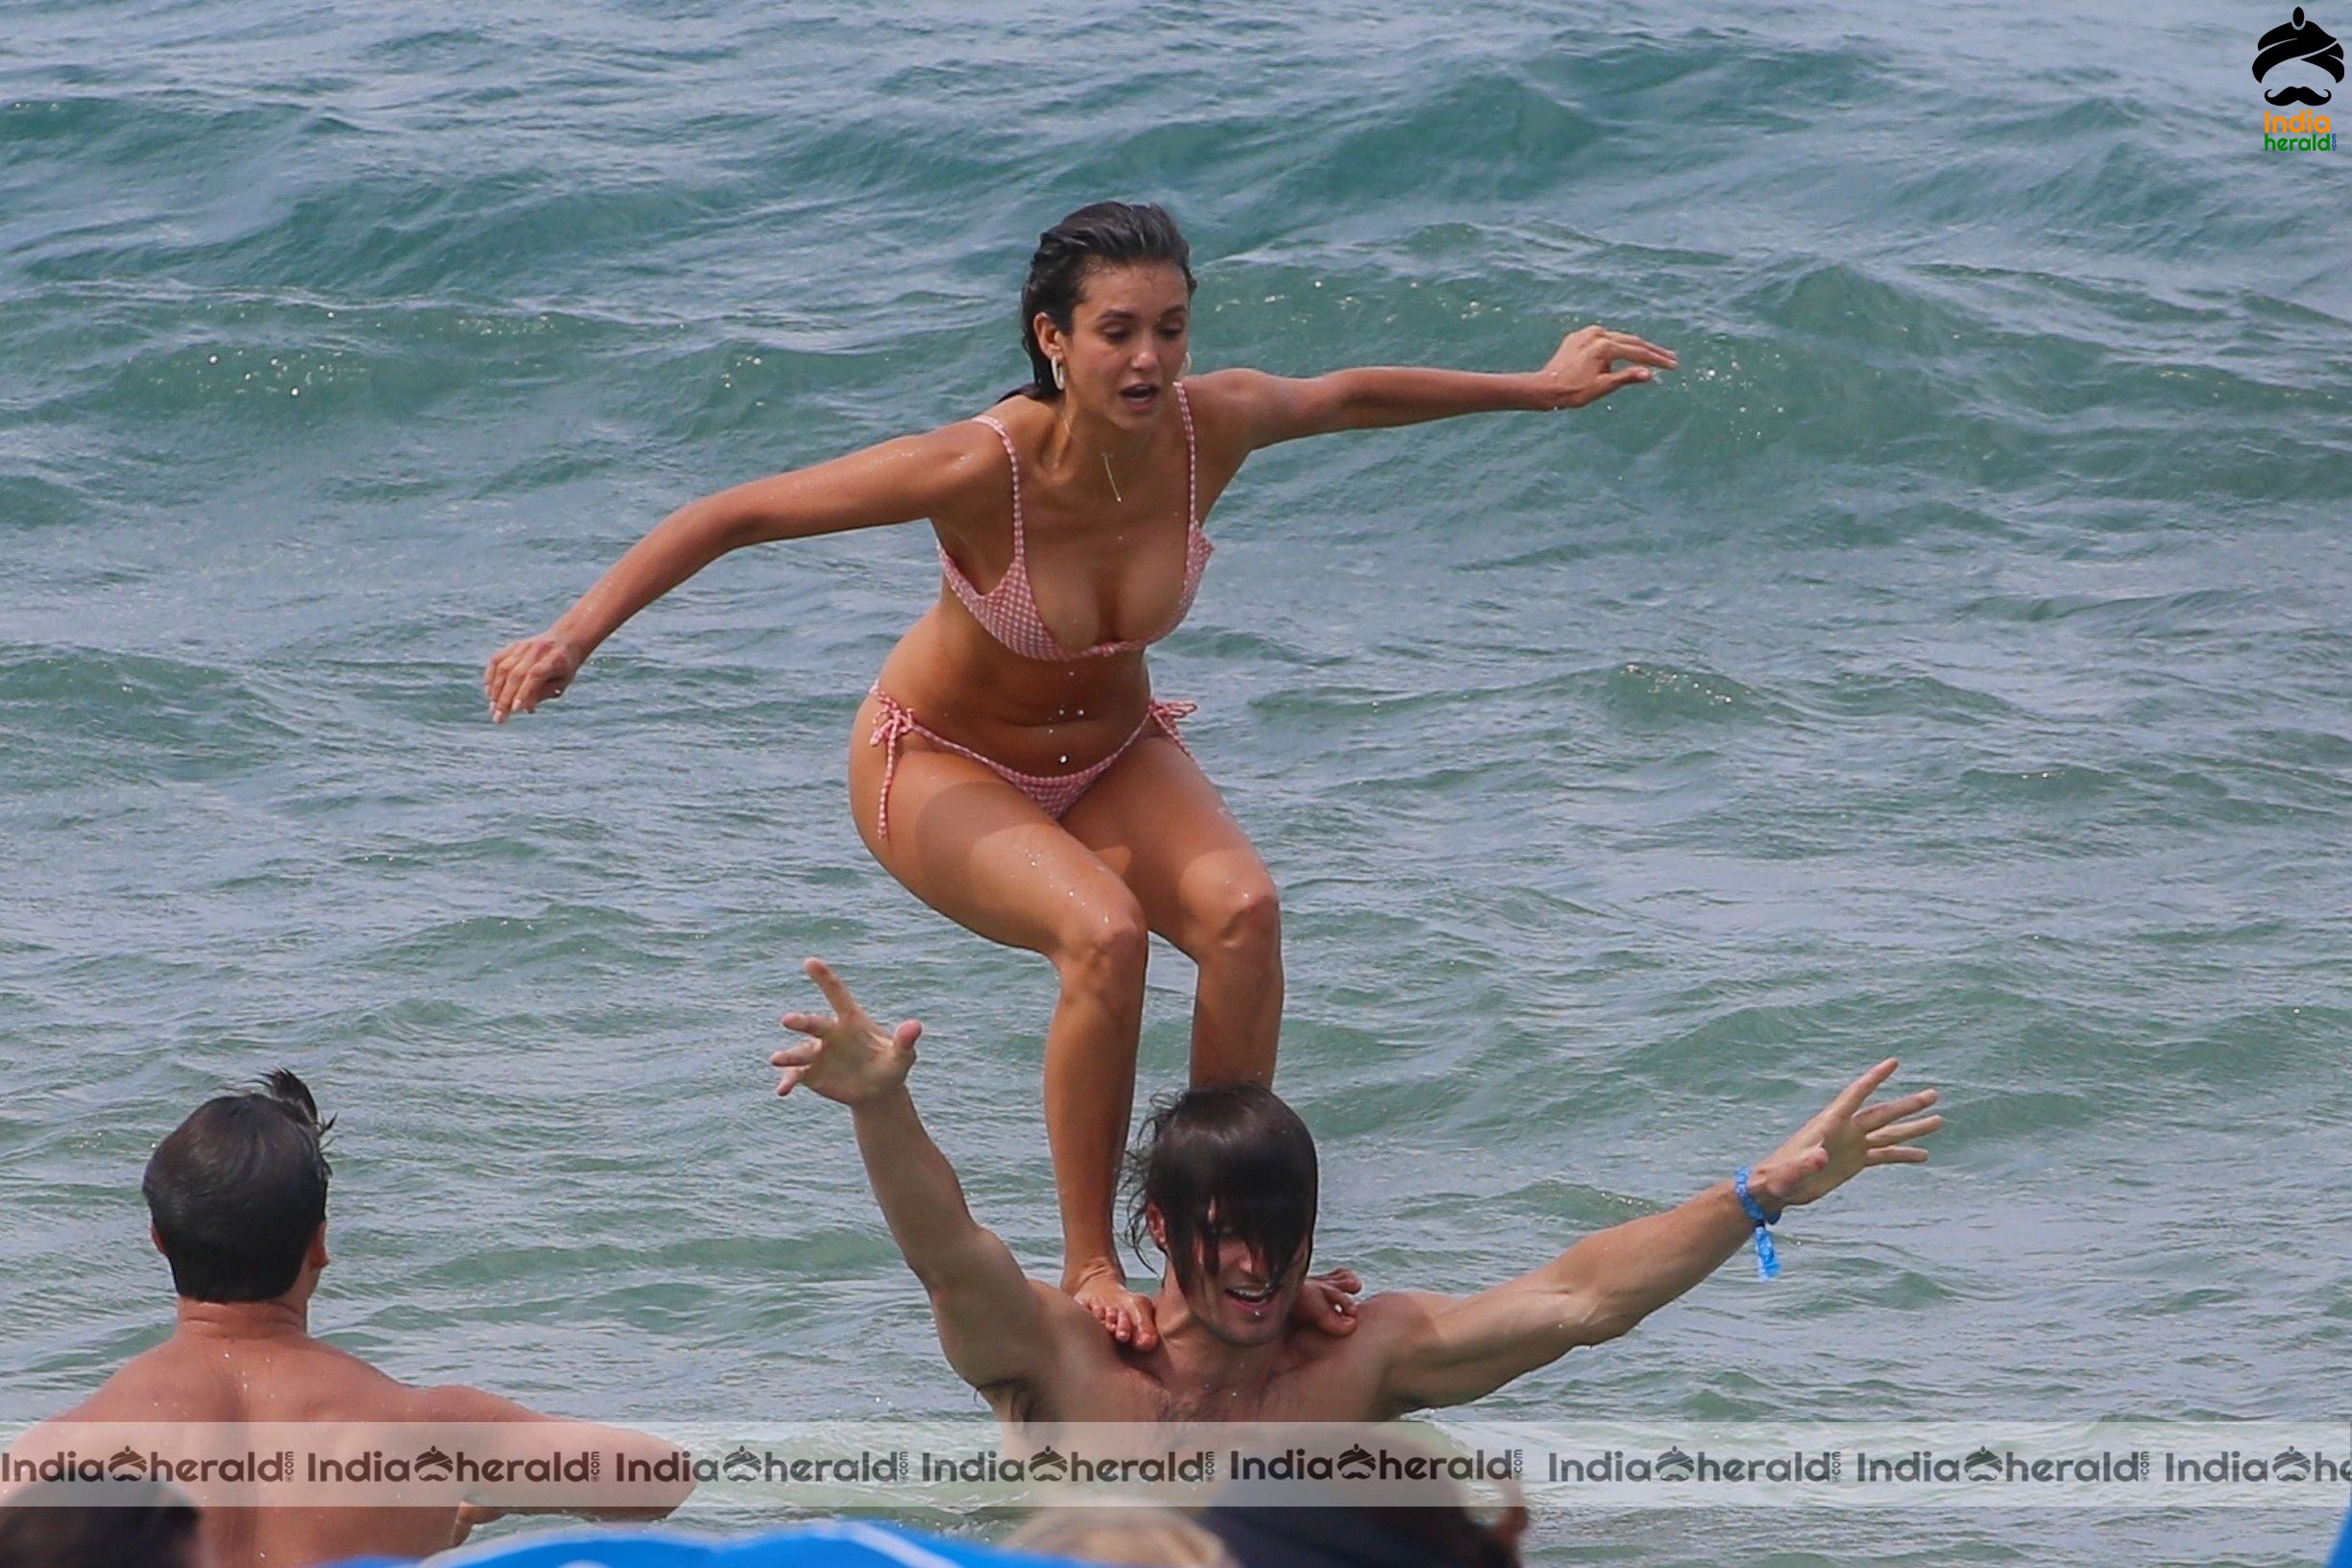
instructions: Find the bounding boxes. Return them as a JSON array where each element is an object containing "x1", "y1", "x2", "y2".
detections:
[
  {"x1": 0, "y1": 1478, "x2": 203, "y2": 1568},
  {"x1": 1127, "y1": 1083, "x2": 1317, "y2": 1297},
  {"x1": 142, "y1": 1069, "x2": 332, "y2": 1303}
]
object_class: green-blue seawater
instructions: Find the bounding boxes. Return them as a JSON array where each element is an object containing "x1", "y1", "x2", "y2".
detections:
[{"x1": 4, "y1": 2, "x2": 2348, "y2": 1563}]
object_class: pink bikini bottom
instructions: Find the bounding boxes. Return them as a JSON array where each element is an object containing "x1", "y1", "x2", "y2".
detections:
[{"x1": 866, "y1": 686, "x2": 1196, "y2": 839}]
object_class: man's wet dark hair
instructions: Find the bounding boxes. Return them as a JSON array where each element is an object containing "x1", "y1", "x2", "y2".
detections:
[
  {"x1": 141, "y1": 1069, "x2": 332, "y2": 1303},
  {"x1": 1007, "y1": 201, "x2": 1197, "y2": 401},
  {"x1": 1127, "y1": 1083, "x2": 1317, "y2": 1296},
  {"x1": 0, "y1": 1478, "x2": 204, "y2": 1568}
]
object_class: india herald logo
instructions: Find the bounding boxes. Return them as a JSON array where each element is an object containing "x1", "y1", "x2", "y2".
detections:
[
  {"x1": 2255, "y1": 8, "x2": 2340, "y2": 148},
  {"x1": 2254, "y1": 8, "x2": 2342, "y2": 105}
]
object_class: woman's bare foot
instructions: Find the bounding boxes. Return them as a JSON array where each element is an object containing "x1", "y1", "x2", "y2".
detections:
[
  {"x1": 1066, "y1": 1262, "x2": 1160, "y2": 1351},
  {"x1": 1294, "y1": 1266, "x2": 1362, "y2": 1337}
]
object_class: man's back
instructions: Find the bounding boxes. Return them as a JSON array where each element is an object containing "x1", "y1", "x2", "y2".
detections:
[
  {"x1": 15, "y1": 1071, "x2": 691, "y2": 1568},
  {"x1": 38, "y1": 1324, "x2": 498, "y2": 1568}
]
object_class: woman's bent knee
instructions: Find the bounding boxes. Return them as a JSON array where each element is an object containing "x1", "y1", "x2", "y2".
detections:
[
  {"x1": 1196, "y1": 878, "x2": 1281, "y2": 961},
  {"x1": 1054, "y1": 896, "x2": 1151, "y2": 987}
]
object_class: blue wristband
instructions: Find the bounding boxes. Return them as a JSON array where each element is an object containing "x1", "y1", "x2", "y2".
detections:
[{"x1": 1734, "y1": 1167, "x2": 1781, "y2": 1280}]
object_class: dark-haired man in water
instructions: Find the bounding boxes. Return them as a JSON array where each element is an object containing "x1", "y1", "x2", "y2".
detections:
[
  {"x1": 4, "y1": 1072, "x2": 691, "y2": 1568},
  {"x1": 772, "y1": 959, "x2": 1942, "y2": 1426}
]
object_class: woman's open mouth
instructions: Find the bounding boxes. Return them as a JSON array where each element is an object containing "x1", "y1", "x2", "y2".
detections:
[{"x1": 1120, "y1": 384, "x2": 1160, "y2": 410}]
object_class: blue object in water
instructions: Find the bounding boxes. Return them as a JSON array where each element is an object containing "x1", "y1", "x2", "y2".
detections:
[{"x1": 330, "y1": 1520, "x2": 1081, "y2": 1568}]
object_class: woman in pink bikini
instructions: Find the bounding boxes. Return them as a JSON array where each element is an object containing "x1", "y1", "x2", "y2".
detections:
[{"x1": 484, "y1": 203, "x2": 1673, "y2": 1346}]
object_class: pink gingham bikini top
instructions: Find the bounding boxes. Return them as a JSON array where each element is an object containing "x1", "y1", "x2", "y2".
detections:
[{"x1": 940, "y1": 381, "x2": 1213, "y2": 662}]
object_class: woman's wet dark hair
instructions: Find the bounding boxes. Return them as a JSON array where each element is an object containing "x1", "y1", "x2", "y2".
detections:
[
  {"x1": 1126, "y1": 1083, "x2": 1316, "y2": 1297},
  {"x1": 141, "y1": 1069, "x2": 333, "y2": 1303},
  {"x1": 1007, "y1": 202, "x2": 1197, "y2": 402}
]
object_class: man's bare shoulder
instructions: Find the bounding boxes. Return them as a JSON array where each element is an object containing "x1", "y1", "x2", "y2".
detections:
[
  {"x1": 1023, "y1": 1278, "x2": 1134, "y2": 1377},
  {"x1": 1350, "y1": 1289, "x2": 1459, "y2": 1331},
  {"x1": 979, "y1": 1280, "x2": 1167, "y2": 1425},
  {"x1": 37, "y1": 1339, "x2": 177, "y2": 1423},
  {"x1": 7, "y1": 1336, "x2": 433, "y2": 1477},
  {"x1": 1281, "y1": 1291, "x2": 1444, "y2": 1414},
  {"x1": 400, "y1": 1382, "x2": 562, "y2": 1425},
  {"x1": 1326, "y1": 1290, "x2": 1453, "y2": 1368},
  {"x1": 132, "y1": 1334, "x2": 457, "y2": 1422}
]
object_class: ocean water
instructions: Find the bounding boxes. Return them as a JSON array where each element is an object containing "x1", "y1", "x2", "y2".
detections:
[{"x1": 3, "y1": 1, "x2": 2348, "y2": 1563}]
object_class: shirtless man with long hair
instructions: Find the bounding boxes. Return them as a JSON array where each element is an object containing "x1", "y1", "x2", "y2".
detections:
[{"x1": 769, "y1": 958, "x2": 1942, "y2": 1428}]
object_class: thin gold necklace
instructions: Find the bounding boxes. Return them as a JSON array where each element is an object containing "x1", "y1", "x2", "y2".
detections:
[{"x1": 1055, "y1": 401, "x2": 1126, "y2": 504}]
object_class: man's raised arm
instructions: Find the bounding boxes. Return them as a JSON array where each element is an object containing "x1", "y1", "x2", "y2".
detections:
[
  {"x1": 1373, "y1": 1059, "x2": 1944, "y2": 1413},
  {"x1": 770, "y1": 959, "x2": 1055, "y2": 1394}
]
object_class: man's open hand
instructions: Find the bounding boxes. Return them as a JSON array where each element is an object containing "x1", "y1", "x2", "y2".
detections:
[
  {"x1": 1747, "y1": 1058, "x2": 1941, "y2": 1213},
  {"x1": 770, "y1": 957, "x2": 921, "y2": 1106}
]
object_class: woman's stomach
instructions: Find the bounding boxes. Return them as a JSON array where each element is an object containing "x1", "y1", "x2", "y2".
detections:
[{"x1": 870, "y1": 601, "x2": 1161, "y2": 773}]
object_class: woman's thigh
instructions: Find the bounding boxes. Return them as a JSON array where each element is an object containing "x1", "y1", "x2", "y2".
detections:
[
  {"x1": 1058, "y1": 735, "x2": 1276, "y2": 952},
  {"x1": 848, "y1": 694, "x2": 1138, "y2": 954}
]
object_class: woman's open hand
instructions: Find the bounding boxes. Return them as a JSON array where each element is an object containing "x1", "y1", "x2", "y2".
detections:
[
  {"x1": 1537, "y1": 325, "x2": 1677, "y2": 409},
  {"x1": 484, "y1": 634, "x2": 586, "y2": 723}
]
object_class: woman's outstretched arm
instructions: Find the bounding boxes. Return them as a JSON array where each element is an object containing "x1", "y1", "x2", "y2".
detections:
[
  {"x1": 485, "y1": 422, "x2": 986, "y2": 720},
  {"x1": 1201, "y1": 326, "x2": 1677, "y2": 454}
]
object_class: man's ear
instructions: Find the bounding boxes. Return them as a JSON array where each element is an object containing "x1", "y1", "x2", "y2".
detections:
[
  {"x1": 308, "y1": 1221, "x2": 329, "y2": 1272},
  {"x1": 150, "y1": 1222, "x2": 166, "y2": 1257}
]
